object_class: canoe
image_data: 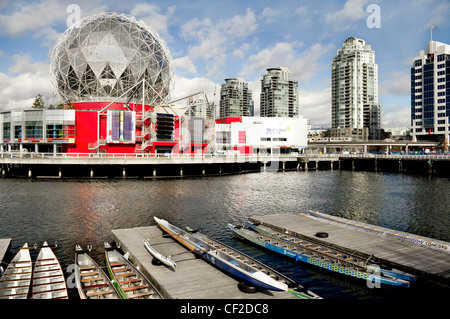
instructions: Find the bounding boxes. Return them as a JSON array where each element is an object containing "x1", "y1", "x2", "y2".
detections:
[
  {"x1": 229, "y1": 222, "x2": 413, "y2": 288},
  {"x1": 245, "y1": 221, "x2": 416, "y2": 283},
  {"x1": 31, "y1": 242, "x2": 68, "y2": 299},
  {"x1": 0, "y1": 243, "x2": 32, "y2": 299},
  {"x1": 154, "y1": 217, "x2": 321, "y2": 299},
  {"x1": 75, "y1": 245, "x2": 120, "y2": 299},
  {"x1": 144, "y1": 240, "x2": 177, "y2": 269},
  {"x1": 104, "y1": 242, "x2": 162, "y2": 299}
]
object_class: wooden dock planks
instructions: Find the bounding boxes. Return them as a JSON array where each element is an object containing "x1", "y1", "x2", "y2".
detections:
[
  {"x1": 248, "y1": 213, "x2": 450, "y2": 286},
  {"x1": 111, "y1": 226, "x2": 300, "y2": 299}
]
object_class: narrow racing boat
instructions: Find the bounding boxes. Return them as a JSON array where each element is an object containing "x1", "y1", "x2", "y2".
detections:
[
  {"x1": 230, "y1": 221, "x2": 415, "y2": 288},
  {"x1": 154, "y1": 217, "x2": 321, "y2": 299}
]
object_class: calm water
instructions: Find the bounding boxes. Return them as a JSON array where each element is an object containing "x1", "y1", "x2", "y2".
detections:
[{"x1": 0, "y1": 170, "x2": 449, "y2": 299}]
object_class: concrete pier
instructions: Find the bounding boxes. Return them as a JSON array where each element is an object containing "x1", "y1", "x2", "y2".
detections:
[
  {"x1": 111, "y1": 226, "x2": 300, "y2": 299},
  {"x1": 248, "y1": 213, "x2": 450, "y2": 288}
]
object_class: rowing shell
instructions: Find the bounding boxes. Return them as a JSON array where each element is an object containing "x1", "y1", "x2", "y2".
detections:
[
  {"x1": 246, "y1": 220, "x2": 416, "y2": 283},
  {"x1": 154, "y1": 216, "x2": 321, "y2": 298},
  {"x1": 144, "y1": 241, "x2": 176, "y2": 269},
  {"x1": 229, "y1": 223, "x2": 412, "y2": 288}
]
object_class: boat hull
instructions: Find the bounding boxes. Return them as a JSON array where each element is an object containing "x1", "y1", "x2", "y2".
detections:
[
  {"x1": 154, "y1": 217, "x2": 291, "y2": 293},
  {"x1": 229, "y1": 224, "x2": 411, "y2": 288},
  {"x1": 0, "y1": 243, "x2": 32, "y2": 299},
  {"x1": 144, "y1": 241, "x2": 176, "y2": 269},
  {"x1": 32, "y1": 242, "x2": 68, "y2": 299},
  {"x1": 104, "y1": 243, "x2": 162, "y2": 299},
  {"x1": 246, "y1": 220, "x2": 416, "y2": 283},
  {"x1": 75, "y1": 245, "x2": 120, "y2": 299}
]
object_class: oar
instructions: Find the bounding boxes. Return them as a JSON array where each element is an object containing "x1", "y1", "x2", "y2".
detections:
[{"x1": 168, "y1": 247, "x2": 213, "y2": 258}]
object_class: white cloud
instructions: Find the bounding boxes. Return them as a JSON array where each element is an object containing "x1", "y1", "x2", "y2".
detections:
[
  {"x1": 261, "y1": 7, "x2": 280, "y2": 23},
  {"x1": 379, "y1": 70, "x2": 410, "y2": 96},
  {"x1": 0, "y1": 0, "x2": 66, "y2": 37},
  {"x1": 173, "y1": 56, "x2": 197, "y2": 74},
  {"x1": 381, "y1": 105, "x2": 411, "y2": 128},
  {"x1": 170, "y1": 74, "x2": 219, "y2": 109},
  {"x1": 232, "y1": 43, "x2": 251, "y2": 59},
  {"x1": 325, "y1": 0, "x2": 370, "y2": 23},
  {"x1": 240, "y1": 42, "x2": 332, "y2": 82},
  {"x1": 180, "y1": 8, "x2": 258, "y2": 79},
  {"x1": 129, "y1": 3, "x2": 176, "y2": 41},
  {"x1": 0, "y1": 55, "x2": 57, "y2": 111},
  {"x1": 299, "y1": 88, "x2": 331, "y2": 128}
]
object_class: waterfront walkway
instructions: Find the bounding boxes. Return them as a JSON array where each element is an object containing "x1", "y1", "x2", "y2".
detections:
[{"x1": 0, "y1": 151, "x2": 448, "y2": 177}]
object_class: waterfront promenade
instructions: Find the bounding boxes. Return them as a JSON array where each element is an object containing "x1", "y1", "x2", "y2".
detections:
[{"x1": 0, "y1": 151, "x2": 448, "y2": 177}]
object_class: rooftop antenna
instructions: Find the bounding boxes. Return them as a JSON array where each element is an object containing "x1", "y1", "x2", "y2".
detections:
[{"x1": 431, "y1": 24, "x2": 434, "y2": 42}]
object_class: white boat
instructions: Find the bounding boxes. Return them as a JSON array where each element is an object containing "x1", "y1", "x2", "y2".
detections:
[
  {"x1": 75, "y1": 245, "x2": 120, "y2": 299},
  {"x1": 31, "y1": 242, "x2": 68, "y2": 299},
  {"x1": 144, "y1": 240, "x2": 177, "y2": 269},
  {"x1": 105, "y1": 243, "x2": 162, "y2": 299},
  {"x1": 0, "y1": 243, "x2": 32, "y2": 299}
]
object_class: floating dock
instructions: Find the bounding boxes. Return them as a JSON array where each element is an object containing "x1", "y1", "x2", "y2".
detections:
[
  {"x1": 0, "y1": 238, "x2": 12, "y2": 265},
  {"x1": 248, "y1": 213, "x2": 450, "y2": 288},
  {"x1": 111, "y1": 226, "x2": 300, "y2": 299}
]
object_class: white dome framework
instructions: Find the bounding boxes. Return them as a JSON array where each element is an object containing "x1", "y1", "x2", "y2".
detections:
[{"x1": 50, "y1": 12, "x2": 173, "y2": 105}]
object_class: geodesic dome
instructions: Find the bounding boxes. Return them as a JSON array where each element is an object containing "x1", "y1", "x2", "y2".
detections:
[{"x1": 50, "y1": 12, "x2": 173, "y2": 105}]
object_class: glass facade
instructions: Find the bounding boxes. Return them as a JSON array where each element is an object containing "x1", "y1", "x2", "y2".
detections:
[
  {"x1": 0, "y1": 110, "x2": 75, "y2": 144},
  {"x1": 411, "y1": 41, "x2": 450, "y2": 143},
  {"x1": 260, "y1": 67, "x2": 298, "y2": 118},
  {"x1": 219, "y1": 78, "x2": 254, "y2": 118}
]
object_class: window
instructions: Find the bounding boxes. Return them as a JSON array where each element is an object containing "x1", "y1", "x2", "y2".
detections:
[
  {"x1": 14, "y1": 125, "x2": 21, "y2": 139},
  {"x1": 25, "y1": 121, "x2": 43, "y2": 139},
  {"x1": 2, "y1": 122, "x2": 10, "y2": 140},
  {"x1": 47, "y1": 124, "x2": 63, "y2": 138}
]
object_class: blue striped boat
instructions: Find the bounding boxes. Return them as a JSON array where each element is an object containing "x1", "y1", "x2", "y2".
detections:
[{"x1": 228, "y1": 222, "x2": 414, "y2": 288}]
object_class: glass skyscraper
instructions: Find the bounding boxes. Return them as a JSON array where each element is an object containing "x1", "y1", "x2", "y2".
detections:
[
  {"x1": 411, "y1": 40, "x2": 450, "y2": 147},
  {"x1": 219, "y1": 77, "x2": 254, "y2": 118},
  {"x1": 331, "y1": 37, "x2": 380, "y2": 140},
  {"x1": 260, "y1": 67, "x2": 298, "y2": 118}
]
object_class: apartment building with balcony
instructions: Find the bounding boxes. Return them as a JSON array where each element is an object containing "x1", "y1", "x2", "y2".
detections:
[{"x1": 331, "y1": 37, "x2": 381, "y2": 141}]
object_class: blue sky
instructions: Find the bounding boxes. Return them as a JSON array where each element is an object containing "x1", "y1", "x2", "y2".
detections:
[{"x1": 0, "y1": 0, "x2": 449, "y2": 129}]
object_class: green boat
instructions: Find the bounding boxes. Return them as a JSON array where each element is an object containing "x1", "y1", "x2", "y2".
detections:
[{"x1": 104, "y1": 242, "x2": 162, "y2": 299}]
